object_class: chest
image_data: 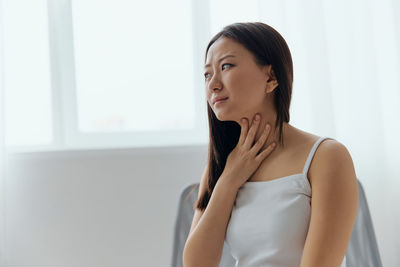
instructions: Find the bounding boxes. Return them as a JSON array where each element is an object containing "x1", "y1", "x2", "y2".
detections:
[{"x1": 248, "y1": 137, "x2": 318, "y2": 183}]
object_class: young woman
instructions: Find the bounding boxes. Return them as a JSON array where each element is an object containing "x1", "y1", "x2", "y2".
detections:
[{"x1": 183, "y1": 22, "x2": 358, "y2": 267}]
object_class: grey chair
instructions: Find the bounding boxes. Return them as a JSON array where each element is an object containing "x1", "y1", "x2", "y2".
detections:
[{"x1": 171, "y1": 179, "x2": 382, "y2": 267}]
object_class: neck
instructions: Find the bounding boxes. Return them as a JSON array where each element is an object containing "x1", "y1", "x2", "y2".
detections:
[{"x1": 256, "y1": 120, "x2": 291, "y2": 152}]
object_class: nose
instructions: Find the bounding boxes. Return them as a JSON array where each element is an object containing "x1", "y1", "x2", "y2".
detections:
[{"x1": 207, "y1": 73, "x2": 222, "y2": 92}]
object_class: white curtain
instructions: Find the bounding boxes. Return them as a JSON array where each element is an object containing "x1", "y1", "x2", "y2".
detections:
[
  {"x1": 0, "y1": 5, "x2": 6, "y2": 263},
  {"x1": 257, "y1": 0, "x2": 400, "y2": 265}
]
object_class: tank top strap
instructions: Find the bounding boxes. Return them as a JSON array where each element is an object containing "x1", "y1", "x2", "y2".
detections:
[{"x1": 301, "y1": 136, "x2": 336, "y2": 176}]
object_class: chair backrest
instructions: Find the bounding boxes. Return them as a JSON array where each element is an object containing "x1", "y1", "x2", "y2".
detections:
[
  {"x1": 171, "y1": 179, "x2": 382, "y2": 267},
  {"x1": 346, "y1": 179, "x2": 383, "y2": 266}
]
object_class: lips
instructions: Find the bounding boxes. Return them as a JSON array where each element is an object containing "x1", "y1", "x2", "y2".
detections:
[{"x1": 213, "y1": 97, "x2": 229, "y2": 105}]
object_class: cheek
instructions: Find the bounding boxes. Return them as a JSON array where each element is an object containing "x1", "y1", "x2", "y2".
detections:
[
  {"x1": 232, "y1": 68, "x2": 264, "y2": 88},
  {"x1": 230, "y1": 72, "x2": 265, "y2": 101}
]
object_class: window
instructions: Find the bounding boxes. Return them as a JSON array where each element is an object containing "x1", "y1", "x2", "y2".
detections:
[{"x1": 2, "y1": 0, "x2": 210, "y2": 153}]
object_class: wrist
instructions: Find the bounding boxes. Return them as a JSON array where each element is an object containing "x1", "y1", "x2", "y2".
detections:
[{"x1": 218, "y1": 172, "x2": 241, "y2": 192}]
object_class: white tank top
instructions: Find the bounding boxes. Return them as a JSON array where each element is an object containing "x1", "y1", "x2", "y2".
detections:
[{"x1": 225, "y1": 136, "x2": 346, "y2": 267}]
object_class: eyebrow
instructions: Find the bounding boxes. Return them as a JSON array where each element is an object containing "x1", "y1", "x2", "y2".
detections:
[{"x1": 204, "y1": 55, "x2": 236, "y2": 68}]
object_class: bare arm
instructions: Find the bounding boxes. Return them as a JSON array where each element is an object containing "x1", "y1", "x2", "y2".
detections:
[
  {"x1": 182, "y1": 173, "x2": 239, "y2": 267},
  {"x1": 300, "y1": 140, "x2": 358, "y2": 267}
]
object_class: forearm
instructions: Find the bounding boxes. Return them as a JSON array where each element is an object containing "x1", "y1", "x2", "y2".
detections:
[{"x1": 183, "y1": 175, "x2": 238, "y2": 267}]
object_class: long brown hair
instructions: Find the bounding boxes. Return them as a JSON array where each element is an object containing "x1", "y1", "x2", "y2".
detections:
[{"x1": 190, "y1": 22, "x2": 293, "y2": 211}]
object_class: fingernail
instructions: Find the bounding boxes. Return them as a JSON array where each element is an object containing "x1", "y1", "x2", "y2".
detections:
[{"x1": 255, "y1": 114, "x2": 260, "y2": 120}]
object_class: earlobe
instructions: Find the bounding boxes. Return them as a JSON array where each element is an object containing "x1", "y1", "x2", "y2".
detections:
[{"x1": 265, "y1": 80, "x2": 279, "y2": 94}]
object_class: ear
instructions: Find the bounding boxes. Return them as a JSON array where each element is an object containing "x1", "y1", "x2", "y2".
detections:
[
  {"x1": 265, "y1": 64, "x2": 278, "y2": 82},
  {"x1": 265, "y1": 65, "x2": 279, "y2": 93}
]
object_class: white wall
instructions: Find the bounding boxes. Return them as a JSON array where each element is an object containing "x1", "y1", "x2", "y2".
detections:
[
  {"x1": 5, "y1": 145, "x2": 207, "y2": 267},
  {"x1": 4, "y1": 142, "x2": 397, "y2": 266}
]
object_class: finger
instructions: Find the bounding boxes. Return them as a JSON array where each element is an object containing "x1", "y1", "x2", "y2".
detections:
[
  {"x1": 255, "y1": 142, "x2": 276, "y2": 162},
  {"x1": 250, "y1": 123, "x2": 271, "y2": 155},
  {"x1": 238, "y1": 118, "x2": 248, "y2": 145},
  {"x1": 244, "y1": 114, "x2": 260, "y2": 149}
]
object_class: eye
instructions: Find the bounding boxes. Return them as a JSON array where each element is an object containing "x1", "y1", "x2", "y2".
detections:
[
  {"x1": 204, "y1": 63, "x2": 233, "y2": 80},
  {"x1": 222, "y1": 63, "x2": 233, "y2": 70}
]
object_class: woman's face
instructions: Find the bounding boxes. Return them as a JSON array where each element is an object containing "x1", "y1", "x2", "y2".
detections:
[{"x1": 204, "y1": 37, "x2": 277, "y2": 123}]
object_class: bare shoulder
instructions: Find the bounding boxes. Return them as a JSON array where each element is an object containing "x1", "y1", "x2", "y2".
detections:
[
  {"x1": 285, "y1": 125, "x2": 356, "y2": 186},
  {"x1": 308, "y1": 137, "x2": 357, "y2": 188}
]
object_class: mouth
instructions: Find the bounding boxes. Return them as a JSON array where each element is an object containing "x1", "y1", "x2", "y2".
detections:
[{"x1": 214, "y1": 97, "x2": 229, "y2": 105}]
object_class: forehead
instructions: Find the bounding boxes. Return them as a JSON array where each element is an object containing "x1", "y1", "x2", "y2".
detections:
[{"x1": 205, "y1": 38, "x2": 246, "y2": 64}]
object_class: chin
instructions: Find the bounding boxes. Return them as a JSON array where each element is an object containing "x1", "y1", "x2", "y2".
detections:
[
  {"x1": 214, "y1": 112, "x2": 227, "y2": 121},
  {"x1": 214, "y1": 113, "x2": 238, "y2": 124},
  {"x1": 214, "y1": 113, "x2": 225, "y2": 121}
]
